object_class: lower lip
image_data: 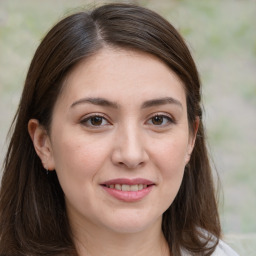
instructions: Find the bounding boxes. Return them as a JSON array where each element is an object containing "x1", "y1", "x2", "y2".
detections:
[{"x1": 101, "y1": 185, "x2": 154, "y2": 202}]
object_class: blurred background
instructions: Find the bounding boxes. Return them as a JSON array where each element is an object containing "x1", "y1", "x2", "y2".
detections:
[{"x1": 0, "y1": 0, "x2": 255, "y2": 254}]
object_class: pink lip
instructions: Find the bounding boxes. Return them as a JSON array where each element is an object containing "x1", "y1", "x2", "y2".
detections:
[
  {"x1": 102, "y1": 178, "x2": 155, "y2": 186},
  {"x1": 100, "y1": 178, "x2": 155, "y2": 202}
]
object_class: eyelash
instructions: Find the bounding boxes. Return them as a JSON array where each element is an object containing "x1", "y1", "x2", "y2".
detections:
[
  {"x1": 146, "y1": 113, "x2": 175, "y2": 127},
  {"x1": 80, "y1": 113, "x2": 175, "y2": 128},
  {"x1": 80, "y1": 114, "x2": 111, "y2": 128}
]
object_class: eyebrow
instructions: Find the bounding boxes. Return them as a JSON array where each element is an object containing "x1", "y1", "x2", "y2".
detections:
[
  {"x1": 70, "y1": 96, "x2": 182, "y2": 109},
  {"x1": 141, "y1": 97, "x2": 183, "y2": 109},
  {"x1": 70, "y1": 97, "x2": 119, "y2": 109}
]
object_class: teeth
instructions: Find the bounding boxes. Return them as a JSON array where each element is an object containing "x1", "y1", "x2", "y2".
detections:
[
  {"x1": 107, "y1": 184, "x2": 148, "y2": 191},
  {"x1": 122, "y1": 184, "x2": 130, "y2": 191},
  {"x1": 115, "y1": 184, "x2": 122, "y2": 190},
  {"x1": 130, "y1": 185, "x2": 139, "y2": 191}
]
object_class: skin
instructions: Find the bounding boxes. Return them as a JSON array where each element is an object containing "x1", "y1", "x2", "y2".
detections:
[{"x1": 28, "y1": 47, "x2": 198, "y2": 256}]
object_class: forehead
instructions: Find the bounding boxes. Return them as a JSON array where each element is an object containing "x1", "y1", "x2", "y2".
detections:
[{"x1": 58, "y1": 47, "x2": 186, "y2": 107}]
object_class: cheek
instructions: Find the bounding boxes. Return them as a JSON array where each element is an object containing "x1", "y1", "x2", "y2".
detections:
[
  {"x1": 152, "y1": 135, "x2": 189, "y2": 173},
  {"x1": 51, "y1": 133, "x2": 110, "y2": 184},
  {"x1": 51, "y1": 135, "x2": 111, "y2": 211},
  {"x1": 151, "y1": 135, "x2": 188, "y2": 202}
]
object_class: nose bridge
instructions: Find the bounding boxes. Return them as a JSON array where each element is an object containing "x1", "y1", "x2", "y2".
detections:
[{"x1": 112, "y1": 120, "x2": 148, "y2": 168}]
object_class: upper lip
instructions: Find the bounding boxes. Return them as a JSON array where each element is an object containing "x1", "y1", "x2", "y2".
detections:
[{"x1": 101, "y1": 178, "x2": 155, "y2": 186}]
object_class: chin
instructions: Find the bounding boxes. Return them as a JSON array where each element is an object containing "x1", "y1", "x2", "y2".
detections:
[{"x1": 102, "y1": 212, "x2": 162, "y2": 234}]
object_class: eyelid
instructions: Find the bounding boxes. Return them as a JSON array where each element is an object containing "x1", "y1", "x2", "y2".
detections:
[
  {"x1": 80, "y1": 113, "x2": 112, "y2": 127},
  {"x1": 146, "y1": 112, "x2": 176, "y2": 126}
]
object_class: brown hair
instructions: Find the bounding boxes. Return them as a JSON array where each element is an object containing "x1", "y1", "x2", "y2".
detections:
[{"x1": 0, "y1": 3, "x2": 221, "y2": 256}]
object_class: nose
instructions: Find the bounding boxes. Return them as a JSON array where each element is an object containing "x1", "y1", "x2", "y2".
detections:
[{"x1": 111, "y1": 125, "x2": 149, "y2": 169}]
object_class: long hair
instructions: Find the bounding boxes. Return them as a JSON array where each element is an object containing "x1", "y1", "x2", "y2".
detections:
[{"x1": 0, "y1": 3, "x2": 221, "y2": 255}]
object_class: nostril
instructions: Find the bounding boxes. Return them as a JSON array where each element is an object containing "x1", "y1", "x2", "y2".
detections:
[
  {"x1": 118, "y1": 161, "x2": 145, "y2": 169},
  {"x1": 111, "y1": 142, "x2": 149, "y2": 169}
]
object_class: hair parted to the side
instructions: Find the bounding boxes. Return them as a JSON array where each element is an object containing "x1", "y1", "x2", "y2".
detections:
[{"x1": 0, "y1": 3, "x2": 221, "y2": 256}]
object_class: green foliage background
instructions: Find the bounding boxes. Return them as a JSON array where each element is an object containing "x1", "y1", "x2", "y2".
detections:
[{"x1": 1, "y1": 0, "x2": 255, "y2": 254}]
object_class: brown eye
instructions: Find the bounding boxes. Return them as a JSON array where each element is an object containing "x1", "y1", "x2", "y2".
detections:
[
  {"x1": 152, "y1": 116, "x2": 164, "y2": 125},
  {"x1": 147, "y1": 114, "x2": 174, "y2": 127},
  {"x1": 90, "y1": 116, "x2": 103, "y2": 126},
  {"x1": 81, "y1": 115, "x2": 109, "y2": 127}
]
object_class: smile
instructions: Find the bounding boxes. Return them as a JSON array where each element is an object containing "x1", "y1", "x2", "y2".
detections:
[
  {"x1": 101, "y1": 178, "x2": 155, "y2": 202},
  {"x1": 104, "y1": 184, "x2": 148, "y2": 191}
]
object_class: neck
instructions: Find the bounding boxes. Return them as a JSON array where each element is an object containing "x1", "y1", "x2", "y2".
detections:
[{"x1": 71, "y1": 217, "x2": 170, "y2": 256}]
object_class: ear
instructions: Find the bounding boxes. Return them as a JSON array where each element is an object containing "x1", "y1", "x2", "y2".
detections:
[
  {"x1": 185, "y1": 116, "x2": 200, "y2": 164},
  {"x1": 28, "y1": 119, "x2": 55, "y2": 171}
]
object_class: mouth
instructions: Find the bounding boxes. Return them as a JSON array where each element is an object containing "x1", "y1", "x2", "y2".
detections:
[
  {"x1": 102, "y1": 184, "x2": 152, "y2": 191},
  {"x1": 100, "y1": 178, "x2": 155, "y2": 202}
]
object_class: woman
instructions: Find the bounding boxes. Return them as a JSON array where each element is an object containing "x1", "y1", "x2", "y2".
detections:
[{"x1": 0, "y1": 3, "x2": 239, "y2": 256}]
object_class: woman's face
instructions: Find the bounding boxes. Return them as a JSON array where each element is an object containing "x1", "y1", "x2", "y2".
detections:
[{"x1": 43, "y1": 48, "x2": 197, "y2": 234}]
